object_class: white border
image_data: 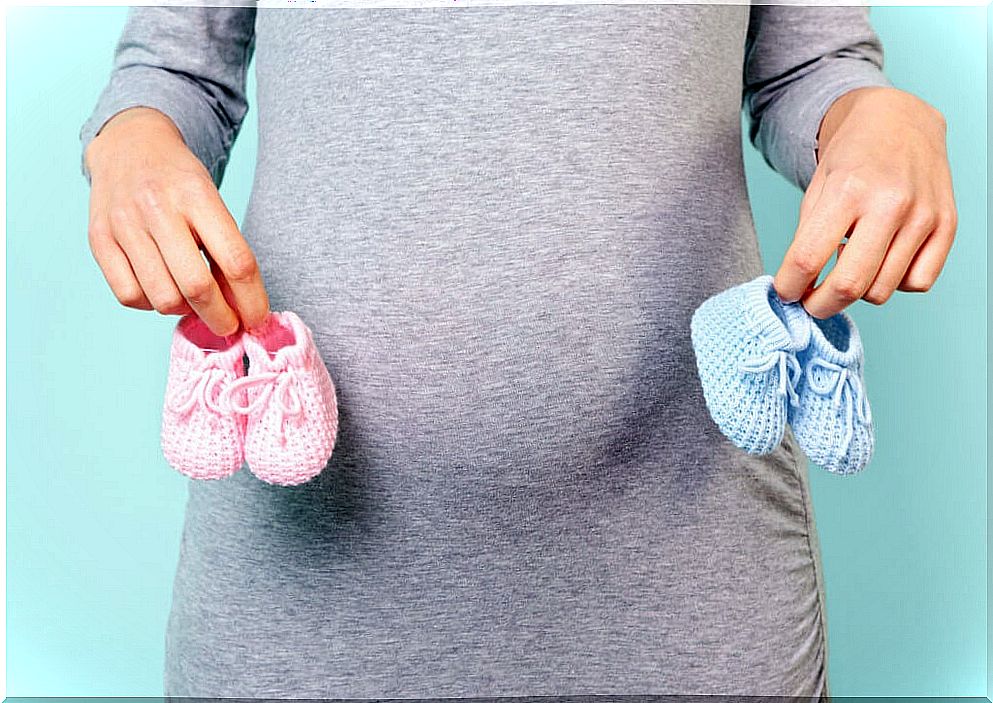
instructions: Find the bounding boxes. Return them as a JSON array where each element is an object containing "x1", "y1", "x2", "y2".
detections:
[{"x1": 2, "y1": 0, "x2": 989, "y2": 7}]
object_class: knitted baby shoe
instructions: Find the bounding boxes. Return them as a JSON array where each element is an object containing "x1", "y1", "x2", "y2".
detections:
[
  {"x1": 219, "y1": 311, "x2": 339, "y2": 487},
  {"x1": 161, "y1": 313, "x2": 248, "y2": 480},
  {"x1": 790, "y1": 311, "x2": 874, "y2": 475},
  {"x1": 691, "y1": 274, "x2": 812, "y2": 454}
]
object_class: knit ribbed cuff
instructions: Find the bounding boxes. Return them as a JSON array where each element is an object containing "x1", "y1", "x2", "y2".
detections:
[
  {"x1": 741, "y1": 275, "x2": 795, "y2": 352},
  {"x1": 809, "y1": 311, "x2": 863, "y2": 367},
  {"x1": 243, "y1": 312, "x2": 317, "y2": 372},
  {"x1": 172, "y1": 313, "x2": 246, "y2": 373}
]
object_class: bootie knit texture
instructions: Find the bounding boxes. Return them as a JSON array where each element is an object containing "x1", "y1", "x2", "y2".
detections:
[
  {"x1": 161, "y1": 310, "x2": 339, "y2": 487},
  {"x1": 792, "y1": 311, "x2": 875, "y2": 475},
  {"x1": 690, "y1": 274, "x2": 811, "y2": 455},
  {"x1": 223, "y1": 310, "x2": 340, "y2": 486},
  {"x1": 691, "y1": 274, "x2": 875, "y2": 475},
  {"x1": 160, "y1": 313, "x2": 248, "y2": 481}
]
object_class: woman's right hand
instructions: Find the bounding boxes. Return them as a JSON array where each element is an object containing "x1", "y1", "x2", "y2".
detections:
[{"x1": 83, "y1": 106, "x2": 270, "y2": 337}]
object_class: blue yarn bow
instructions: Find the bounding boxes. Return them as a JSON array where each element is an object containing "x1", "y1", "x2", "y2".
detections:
[
  {"x1": 804, "y1": 357, "x2": 872, "y2": 459},
  {"x1": 738, "y1": 349, "x2": 802, "y2": 407}
]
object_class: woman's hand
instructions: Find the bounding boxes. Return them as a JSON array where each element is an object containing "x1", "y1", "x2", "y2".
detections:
[
  {"x1": 773, "y1": 86, "x2": 958, "y2": 319},
  {"x1": 84, "y1": 106, "x2": 270, "y2": 337}
]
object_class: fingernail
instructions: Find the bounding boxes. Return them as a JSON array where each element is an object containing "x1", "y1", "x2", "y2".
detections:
[{"x1": 246, "y1": 313, "x2": 271, "y2": 336}]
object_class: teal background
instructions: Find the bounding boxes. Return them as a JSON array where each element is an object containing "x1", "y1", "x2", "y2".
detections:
[{"x1": 5, "y1": 5, "x2": 988, "y2": 697}]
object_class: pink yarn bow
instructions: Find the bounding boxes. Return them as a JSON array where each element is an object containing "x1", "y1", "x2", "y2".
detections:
[
  {"x1": 166, "y1": 361, "x2": 233, "y2": 417},
  {"x1": 220, "y1": 368, "x2": 304, "y2": 442}
]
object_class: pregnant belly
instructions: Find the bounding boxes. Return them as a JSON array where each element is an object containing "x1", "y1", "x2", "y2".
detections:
[
  {"x1": 239, "y1": 106, "x2": 761, "y2": 474},
  {"x1": 241, "y1": 191, "x2": 756, "y2": 482}
]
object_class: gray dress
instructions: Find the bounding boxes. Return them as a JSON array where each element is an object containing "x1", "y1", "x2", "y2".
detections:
[{"x1": 79, "y1": 4, "x2": 892, "y2": 698}]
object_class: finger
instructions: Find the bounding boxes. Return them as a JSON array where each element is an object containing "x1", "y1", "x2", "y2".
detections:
[
  {"x1": 773, "y1": 170, "x2": 827, "y2": 304},
  {"x1": 798, "y1": 163, "x2": 827, "y2": 224},
  {"x1": 897, "y1": 157, "x2": 957, "y2": 292},
  {"x1": 863, "y1": 213, "x2": 936, "y2": 305},
  {"x1": 88, "y1": 214, "x2": 154, "y2": 310},
  {"x1": 136, "y1": 188, "x2": 240, "y2": 337},
  {"x1": 207, "y1": 251, "x2": 247, "y2": 334},
  {"x1": 774, "y1": 180, "x2": 858, "y2": 303},
  {"x1": 184, "y1": 185, "x2": 270, "y2": 331},
  {"x1": 802, "y1": 212, "x2": 898, "y2": 319},
  {"x1": 898, "y1": 216, "x2": 955, "y2": 293},
  {"x1": 110, "y1": 205, "x2": 195, "y2": 316}
]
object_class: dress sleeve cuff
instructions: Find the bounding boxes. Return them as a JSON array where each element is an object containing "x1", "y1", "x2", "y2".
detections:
[
  {"x1": 78, "y1": 64, "x2": 234, "y2": 187},
  {"x1": 783, "y1": 58, "x2": 895, "y2": 192}
]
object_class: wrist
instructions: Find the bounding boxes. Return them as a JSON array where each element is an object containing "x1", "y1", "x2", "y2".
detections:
[
  {"x1": 100, "y1": 106, "x2": 181, "y2": 137},
  {"x1": 815, "y1": 86, "x2": 892, "y2": 162},
  {"x1": 84, "y1": 107, "x2": 184, "y2": 175}
]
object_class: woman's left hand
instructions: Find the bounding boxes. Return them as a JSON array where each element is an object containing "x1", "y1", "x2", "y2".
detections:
[{"x1": 773, "y1": 86, "x2": 958, "y2": 319}]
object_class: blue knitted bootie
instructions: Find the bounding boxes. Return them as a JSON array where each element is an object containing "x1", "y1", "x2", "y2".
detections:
[
  {"x1": 791, "y1": 311, "x2": 875, "y2": 475},
  {"x1": 691, "y1": 275, "x2": 812, "y2": 454}
]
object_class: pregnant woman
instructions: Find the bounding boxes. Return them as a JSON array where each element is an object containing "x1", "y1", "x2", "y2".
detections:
[{"x1": 79, "y1": 4, "x2": 955, "y2": 698}]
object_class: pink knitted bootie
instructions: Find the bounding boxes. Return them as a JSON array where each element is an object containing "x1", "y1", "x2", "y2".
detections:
[
  {"x1": 161, "y1": 313, "x2": 248, "y2": 480},
  {"x1": 219, "y1": 311, "x2": 338, "y2": 486}
]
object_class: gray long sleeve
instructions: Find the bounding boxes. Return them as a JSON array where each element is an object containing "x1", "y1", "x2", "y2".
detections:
[
  {"x1": 742, "y1": 6, "x2": 893, "y2": 193},
  {"x1": 78, "y1": 5, "x2": 257, "y2": 186}
]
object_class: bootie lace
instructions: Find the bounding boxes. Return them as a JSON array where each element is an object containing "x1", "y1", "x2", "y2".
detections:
[
  {"x1": 220, "y1": 367, "x2": 304, "y2": 442},
  {"x1": 804, "y1": 357, "x2": 872, "y2": 460},
  {"x1": 739, "y1": 349, "x2": 802, "y2": 407},
  {"x1": 166, "y1": 360, "x2": 234, "y2": 417}
]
